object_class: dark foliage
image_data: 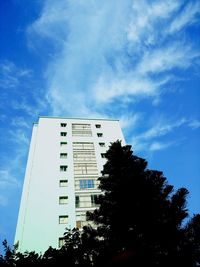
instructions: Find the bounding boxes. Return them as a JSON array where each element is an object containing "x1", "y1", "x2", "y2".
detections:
[
  {"x1": 1, "y1": 141, "x2": 199, "y2": 267},
  {"x1": 87, "y1": 141, "x2": 199, "y2": 266}
]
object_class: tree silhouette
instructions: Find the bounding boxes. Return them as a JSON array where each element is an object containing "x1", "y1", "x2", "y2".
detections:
[{"x1": 87, "y1": 141, "x2": 199, "y2": 266}]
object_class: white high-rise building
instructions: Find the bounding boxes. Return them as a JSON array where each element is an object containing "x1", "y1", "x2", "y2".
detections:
[{"x1": 15, "y1": 117, "x2": 125, "y2": 253}]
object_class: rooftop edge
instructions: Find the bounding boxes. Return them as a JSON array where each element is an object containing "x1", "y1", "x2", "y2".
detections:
[{"x1": 38, "y1": 116, "x2": 119, "y2": 122}]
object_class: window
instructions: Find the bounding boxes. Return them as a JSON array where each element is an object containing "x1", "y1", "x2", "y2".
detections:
[
  {"x1": 97, "y1": 133, "x2": 103, "y2": 137},
  {"x1": 75, "y1": 196, "x2": 80, "y2": 208},
  {"x1": 59, "y1": 237, "x2": 65, "y2": 248},
  {"x1": 60, "y1": 165, "x2": 67, "y2": 172},
  {"x1": 80, "y1": 179, "x2": 94, "y2": 189},
  {"x1": 99, "y1": 142, "x2": 105, "y2": 147},
  {"x1": 60, "y1": 132, "x2": 67, "y2": 136},
  {"x1": 101, "y1": 153, "x2": 106, "y2": 158},
  {"x1": 60, "y1": 123, "x2": 67, "y2": 127},
  {"x1": 59, "y1": 196, "x2": 68, "y2": 204},
  {"x1": 91, "y1": 195, "x2": 100, "y2": 206},
  {"x1": 95, "y1": 124, "x2": 101, "y2": 128},
  {"x1": 60, "y1": 142, "x2": 67, "y2": 146},
  {"x1": 76, "y1": 221, "x2": 82, "y2": 229},
  {"x1": 73, "y1": 151, "x2": 96, "y2": 162},
  {"x1": 60, "y1": 153, "x2": 67, "y2": 158},
  {"x1": 72, "y1": 124, "x2": 92, "y2": 136},
  {"x1": 73, "y1": 142, "x2": 94, "y2": 150},
  {"x1": 59, "y1": 180, "x2": 68, "y2": 187},
  {"x1": 74, "y1": 163, "x2": 98, "y2": 175},
  {"x1": 59, "y1": 215, "x2": 68, "y2": 224}
]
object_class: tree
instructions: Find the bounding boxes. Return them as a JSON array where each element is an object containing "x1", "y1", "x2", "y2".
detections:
[
  {"x1": 87, "y1": 141, "x2": 199, "y2": 266},
  {"x1": 180, "y1": 214, "x2": 200, "y2": 266},
  {"x1": 1, "y1": 141, "x2": 199, "y2": 266}
]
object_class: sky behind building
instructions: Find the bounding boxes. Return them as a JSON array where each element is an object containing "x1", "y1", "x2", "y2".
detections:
[{"x1": 0, "y1": 0, "x2": 200, "y2": 249}]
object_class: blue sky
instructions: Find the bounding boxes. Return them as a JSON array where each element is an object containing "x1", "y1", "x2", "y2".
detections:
[{"x1": 0, "y1": 0, "x2": 200, "y2": 249}]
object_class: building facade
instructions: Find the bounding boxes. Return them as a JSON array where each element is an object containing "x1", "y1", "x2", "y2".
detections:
[{"x1": 15, "y1": 117, "x2": 125, "y2": 253}]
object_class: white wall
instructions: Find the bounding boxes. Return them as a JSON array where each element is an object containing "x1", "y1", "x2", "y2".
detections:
[{"x1": 14, "y1": 117, "x2": 125, "y2": 253}]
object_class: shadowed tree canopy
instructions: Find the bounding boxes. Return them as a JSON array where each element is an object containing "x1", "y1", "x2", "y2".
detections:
[{"x1": 87, "y1": 140, "x2": 198, "y2": 266}]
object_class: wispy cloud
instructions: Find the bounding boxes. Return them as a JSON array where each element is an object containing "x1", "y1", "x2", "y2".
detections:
[
  {"x1": 28, "y1": 0, "x2": 69, "y2": 45},
  {"x1": 0, "y1": 136, "x2": 28, "y2": 207},
  {"x1": 188, "y1": 119, "x2": 200, "y2": 129},
  {"x1": 11, "y1": 97, "x2": 47, "y2": 119},
  {"x1": 136, "y1": 118, "x2": 187, "y2": 140},
  {"x1": 149, "y1": 141, "x2": 174, "y2": 152},
  {"x1": 0, "y1": 195, "x2": 7, "y2": 207},
  {"x1": 25, "y1": 0, "x2": 200, "y2": 153},
  {"x1": 27, "y1": 0, "x2": 199, "y2": 116},
  {"x1": 9, "y1": 129, "x2": 29, "y2": 146},
  {"x1": 0, "y1": 170, "x2": 20, "y2": 189},
  {"x1": 130, "y1": 117, "x2": 200, "y2": 152},
  {"x1": 93, "y1": 75, "x2": 166, "y2": 104},
  {"x1": 0, "y1": 60, "x2": 32, "y2": 89},
  {"x1": 119, "y1": 113, "x2": 141, "y2": 130},
  {"x1": 11, "y1": 117, "x2": 30, "y2": 129},
  {"x1": 127, "y1": 0, "x2": 181, "y2": 46},
  {"x1": 168, "y1": 1, "x2": 200, "y2": 34},
  {"x1": 0, "y1": 169, "x2": 21, "y2": 208},
  {"x1": 136, "y1": 43, "x2": 199, "y2": 75}
]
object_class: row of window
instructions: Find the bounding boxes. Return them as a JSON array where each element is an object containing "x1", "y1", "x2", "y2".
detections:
[
  {"x1": 71, "y1": 132, "x2": 104, "y2": 138},
  {"x1": 61, "y1": 123, "x2": 101, "y2": 128},
  {"x1": 75, "y1": 194, "x2": 100, "y2": 208},
  {"x1": 59, "y1": 126, "x2": 68, "y2": 249},
  {"x1": 60, "y1": 142, "x2": 105, "y2": 148},
  {"x1": 61, "y1": 123, "x2": 103, "y2": 137},
  {"x1": 60, "y1": 156, "x2": 105, "y2": 172},
  {"x1": 59, "y1": 179, "x2": 96, "y2": 190},
  {"x1": 59, "y1": 194, "x2": 100, "y2": 207},
  {"x1": 60, "y1": 141, "x2": 106, "y2": 150},
  {"x1": 58, "y1": 194, "x2": 100, "y2": 223}
]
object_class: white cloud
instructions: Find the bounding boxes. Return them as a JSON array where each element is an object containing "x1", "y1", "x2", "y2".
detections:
[
  {"x1": 93, "y1": 76, "x2": 157, "y2": 103},
  {"x1": 131, "y1": 139, "x2": 174, "y2": 153},
  {"x1": 33, "y1": 0, "x2": 132, "y2": 115},
  {"x1": 136, "y1": 118, "x2": 187, "y2": 140},
  {"x1": 0, "y1": 170, "x2": 20, "y2": 188},
  {"x1": 188, "y1": 119, "x2": 200, "y2": 129},
  {"x1": 0, "y1": 60, "x2": 32, "y2": 89},
  {"x1": 119, "y1": 113, "x2": 141, "y2": 130},
  {"x1": 27, "y1": 0, "x2": 200, "y2": 120},
  {"x1": 129, "y1": 117, "x2": 200, "y2": 152},
  {"x1": 11, "y1": 97, "x2": 46, "y2": 118},
  {"x1": 149, "y1": 141, "x2": 174, "y2": 151},
  {"x1": 168, "y1": 1, "x2": 200, "y2": 34},
  {"x1": 137, "y1": 43, "x2": 200, "y2": 75},
  {"x1": 28, "y1": 0, "x2": 69, "y2": 45},
  {"x1": 11, "y1": 117, "x2": 29, "y2": 129},
  {"x1": 0, "y1": 169, "x2": 21, "y2": 207},
  {"x1": 0, "y1": 195, "x2": 7, "y2": 207},
  {"x1": 0, "y1": 140, "x2": 28, "y2": 209},
  {"x1": 9, "y1": 129, "x2": 29, "y2": 145},
  {"x1": 127, "y1": 0, "x2": 181, "y2": 45}
]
